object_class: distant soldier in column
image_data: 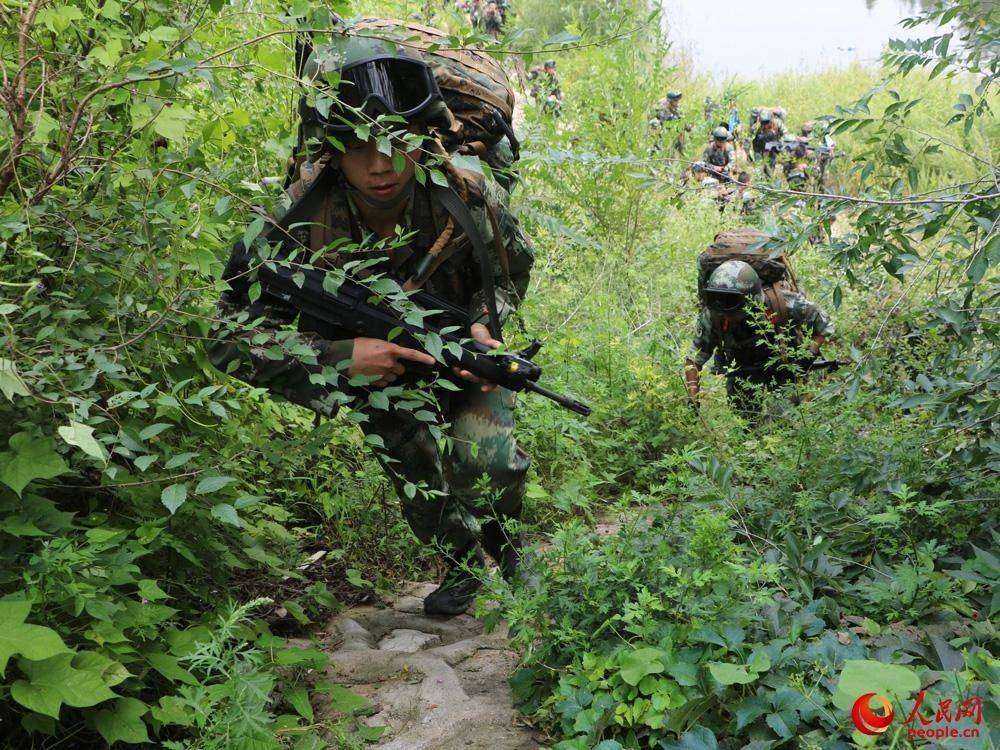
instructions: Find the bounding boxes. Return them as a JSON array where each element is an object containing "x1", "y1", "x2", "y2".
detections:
[
  {"x1": 753, "y1": 110, "x2": 786, "y2": 174},
  {"x1": 540, "y1": 59, "x2": 563, "y2": 116}
]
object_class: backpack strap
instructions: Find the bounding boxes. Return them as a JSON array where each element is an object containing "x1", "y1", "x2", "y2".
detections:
[
  {"x1": 432, "y1": 184, "x2": 504, "y2": 342},
  {"x1": 762, "y1": 286, "x2": 788, "y2": 327}
]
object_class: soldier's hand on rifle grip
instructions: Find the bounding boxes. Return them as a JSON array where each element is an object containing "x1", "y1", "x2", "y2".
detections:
[
  {"x1": 453, "y1": 323, "x2": 501, "y2": 393},
  {"x1": 348, "y1": 337, "x2": 436, "y2": 387}
]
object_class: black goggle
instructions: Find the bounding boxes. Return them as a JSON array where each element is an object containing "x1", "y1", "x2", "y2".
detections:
[
  {"x1": 315, "y1": 57, "x2": 439, "y2": 131},
  {"x1": 704, "y1": 290, "x2": 749, "y2": 312}
]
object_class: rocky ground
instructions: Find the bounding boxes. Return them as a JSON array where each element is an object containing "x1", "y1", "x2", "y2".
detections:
[{"x1": 316, "y1": 581, "x2": 545, "y2": 750}]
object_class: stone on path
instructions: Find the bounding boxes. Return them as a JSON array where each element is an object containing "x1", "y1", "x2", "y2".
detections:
[
  {"x1": 377, "y1": 629, "x2": 441, "y2": 653},
  {"x1": 317, "y1": 581, "x2": 543, "y2": 750}
]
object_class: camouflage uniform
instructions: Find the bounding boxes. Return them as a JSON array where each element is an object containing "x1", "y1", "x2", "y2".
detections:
[
  {"x1": 653, "y1": 96, "x2": 681, "y2": 123},
  {"x1": 209, "y1": 157, "x2": 534, "y2": 554},
  {"x1": 689, "y1": 288, "x2": 834, "y2": 416},
  {"x1": 702, "y1": 141, "x2": 733, "y2": 170},
  {"x1": 752, "y1": 118, "x2": 787, "y2": 158},
  {"x1": 539, "y1": 66, "x2": 562, "y2": 116},
  {"x1": 481, "y1": 0, "x2": 504, "y2": 37}
]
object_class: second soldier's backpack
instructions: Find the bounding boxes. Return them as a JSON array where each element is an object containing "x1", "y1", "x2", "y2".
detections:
[
  {"x1": 696, "y1": 228, "x2": 800, "y2": 324},
  {"x1": 294, "y1": 19, "x2": 520, "y2": 189}
]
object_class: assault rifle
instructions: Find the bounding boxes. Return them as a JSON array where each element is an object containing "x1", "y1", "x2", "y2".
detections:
[
  {"x1": 764, "y1": 140, "x2": 802, "y2": 155},
  {"x1": 235, "y1": 250, "x2": 593, "y2": 417},
  {"x1": 803, "y1": 358, "x2": 851, "y2": 373}
]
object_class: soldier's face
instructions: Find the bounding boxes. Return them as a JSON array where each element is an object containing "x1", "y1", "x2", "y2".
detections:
[{"x1": 338, "y1": 129, "x2": 421, "y2": 204}]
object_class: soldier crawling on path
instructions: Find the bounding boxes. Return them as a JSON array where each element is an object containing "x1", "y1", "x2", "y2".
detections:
[
  {"x1": 684, "y1": 229, "x2": 834, "y2": 422},
  {"x1": 209, "y1": 31, "x2": 534, "y2": 617}
]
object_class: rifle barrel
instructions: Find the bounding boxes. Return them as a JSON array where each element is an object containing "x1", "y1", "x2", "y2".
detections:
[{"x1": 526, "y1": 381, "x2": 592, "y2": 416}]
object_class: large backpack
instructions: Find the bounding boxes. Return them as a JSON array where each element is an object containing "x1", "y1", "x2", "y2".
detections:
[
  {"x1": 294, "y1": 19, "x2": 520, "y2": 189},
  {"x1": 696, "y1": 228, "x2": 800, "y2": 324}
]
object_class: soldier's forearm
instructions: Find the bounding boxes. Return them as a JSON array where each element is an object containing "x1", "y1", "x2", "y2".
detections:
[{"x1": 684, "y1": 358, "x2": 702, "y2": 397}]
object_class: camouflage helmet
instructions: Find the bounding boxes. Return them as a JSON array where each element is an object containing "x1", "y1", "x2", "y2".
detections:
[
  {"x1": 759, "y1": 109, "x2": 773, "y2": 123},
  {"x1": 667, "y1": 91, "x2": 682, "y2": 100},
  {"x1": 773, "y1": 107, "x2": 787, "y2": 120},
  {"x1": 704, "y1": 260, "x2": 763, "y2": 312},
  {"x1": 544, "y1": 59, "x2": 557, "y2": 68},
  {"x1": 301, "y1": 34, "x2": 448, "y2": 132},
  {"x1": 712, "y1": 126, "x2": 730, "y2": 141},
  {"x1": 800, "y1": 120, "x2": 815, "y2": 136}
]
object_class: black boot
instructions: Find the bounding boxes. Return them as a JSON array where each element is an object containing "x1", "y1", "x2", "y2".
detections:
[
  {"x1": 423, "y1": 546, "x2": 486, "y2": 617},
  {"x1": 482, "y1": 520, "x2": 522, "y2": 583}
]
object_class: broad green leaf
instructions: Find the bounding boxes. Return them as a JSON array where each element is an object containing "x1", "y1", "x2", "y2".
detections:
[
  {"x1": 748, "y1": 648, "x2": 771, "y2": 673},
  {"x1": 619, "y1": 647, "x2": 665, "y2": 686},
  {"x1": 72, "y1": 652, "x2": 130, "y2": 688},
  {"x1": 243, "y1": 216, "x2": 266, "y2": 249},
  {"x1": 164, "y1": 452, "x2": 197, "y2": 470},
  {"x1": 319, "y1": 683, "x2": 371, "y2": 715},
  {"x1": 0, "y1": 359, "x2": 30, "y2": 401},
  {"x1": 149, "y1": 25, "x2": 180, "y2": 42},
  {"x1": 89, "y1": 38, "x2": 123, "y2": 68},
  {"x1": 137, "y1": 579, "x2": 169, "y2": 602},
  {"x1": 31, "y1": 110, "x2": 59, "y2": 144},
  {"x1": 11, "y1": 653, "x2": 117, "y2": 718},
  {"x1": 58, "y1": 422, "x2": 107, "y2": 463},
  {"x1": 36, "y1": 4, "x2": 84, "y2": 33},
  {"x1": 832, "y1": 660, "x2": 920, "y2": 709},
  {"x1": 153, "y1": 106, "x2": 194, "y2": 142},
  {"x1": 151, "y1": 695, "x2": 194, "y2": 727},
  {"x1": 666, "y1": 661, "x2": 699, "y2": 686},
  {"x1": 146, "y1": 652, "x2": 197, "y2": 685},
  {"x1": 0, "y1": 432, "x2": 68, "y2": 496},
  {"x1": 210, "y1": 503, "x2": 241, "y2": 527},
  {"x1": 0, "y1": 600, "x2": 70, "y2": 677},
  {"x1": 194, "y1": 475, "x2": 234, "y2": 495},
  {"x1": 707, "y1": 661, "x2": 755, "y2": 685},
  {"x1": 285, "y1": 685, "x2": 314, "y2": 721},
  {"x1": 160, "y1": 483, "x2": 188, "y2": 514},
  {"x1": 93, "y1": 697, "x2": 149, "y2": 745},
  {"x1": 369, "y1": 390, "x2": 389, "y2": 410},
  {"x1": 660, "y1": 726, "x2": 719, "y2": 750}
]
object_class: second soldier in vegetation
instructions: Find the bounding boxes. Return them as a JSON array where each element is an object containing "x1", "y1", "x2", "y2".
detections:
[{"x1": 684, "y1": 231, "x2": 834, "y2": 421}]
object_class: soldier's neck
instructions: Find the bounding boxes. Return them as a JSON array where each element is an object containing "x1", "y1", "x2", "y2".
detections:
[{"x1": 354, "y1": 190, "x2": 412, "y2": 239}]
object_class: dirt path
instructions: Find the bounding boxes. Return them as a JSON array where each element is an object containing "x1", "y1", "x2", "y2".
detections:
[{"x1": 317, "y1": 581, "x2": 544, "y2": 749}]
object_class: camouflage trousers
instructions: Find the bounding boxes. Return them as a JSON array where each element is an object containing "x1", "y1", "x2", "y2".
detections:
[
  {"x1": 726, "y1": 368, "x2": 798, "y2": 424},
  {"x1": 361, "y1": 386, "x2": 529, "y2": 555}
]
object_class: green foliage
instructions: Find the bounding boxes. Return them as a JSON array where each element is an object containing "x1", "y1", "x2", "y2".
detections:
[
  {"x1": 0, "y1": 0, "x2": 418, "y2": 744},
  {"x1": 0, "y1": 0, "x2": 996, "y2": 745},
  {"x1": 487, "y1": 1, "x2": 999, "y2": 749}
]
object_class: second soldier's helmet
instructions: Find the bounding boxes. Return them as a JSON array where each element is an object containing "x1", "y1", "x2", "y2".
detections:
[
  {"x1": 301, "y1": 35, "x2": 448, "y2": 133},
  {"x1": 667, "y1": 91, "x2": 682, "y2": 100},
  {"x1": 703, "y1": 260, "x2": 763, "y2": 313},
  {"x1": 544, "y1": 59, "x2": 557, "y2": 68},
  {"x1": 712, "y1": 126, "x2": 730, "y2": 141}
]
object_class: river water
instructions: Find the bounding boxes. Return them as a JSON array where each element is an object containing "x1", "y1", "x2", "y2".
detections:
[{"x1": 662, "y1": 0, "x2": 938, "y2": 80}]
